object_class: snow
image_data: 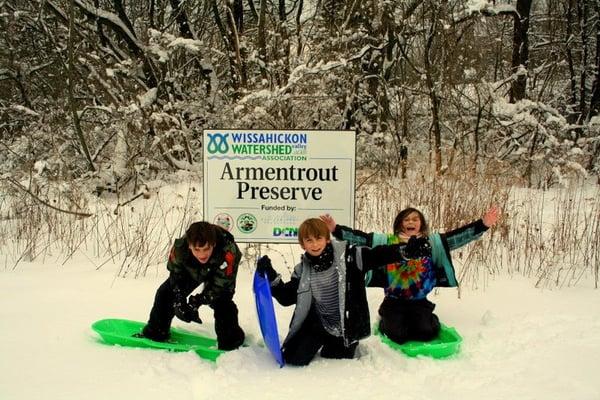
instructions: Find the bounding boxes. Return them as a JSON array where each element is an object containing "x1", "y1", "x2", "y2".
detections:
[
  {"x1": 1, "y1": 184, "x2": 600, "y2": 400},
  {"x1": 33, "y1": 160, "x2": 48, "y2": 175},
  {"x1": 466, "y1": 0, "x2": 490, "y2": 14},
  {"x1": 168, "y1": 38, "x2": 203, "y2": 54},
  {"x1": 138, "y1": 88, "x2": 158, "y2": 109},
  {"x1": 10, "y1": 104, "x2": 40, "y2": 117}
]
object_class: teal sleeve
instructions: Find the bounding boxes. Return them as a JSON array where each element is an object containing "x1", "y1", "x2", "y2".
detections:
[{"x1": 430, "y1": 233, "x2": 458, "y2": 287}]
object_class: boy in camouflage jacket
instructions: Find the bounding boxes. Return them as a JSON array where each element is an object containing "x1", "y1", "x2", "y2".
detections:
[{"x1": 141, "y1": 221, "x2": 245, "y2": 350}]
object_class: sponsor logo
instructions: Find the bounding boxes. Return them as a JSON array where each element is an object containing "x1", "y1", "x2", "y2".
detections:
[
  {"x1": 237, "y1": 213, "x2": 257, "y2": 234},
  {"x1": 272, "y1": 227, "x2": 298, "y2": 237},
  {"x1": 214, "y1": 213, "x2": 234, "y2": 231}
]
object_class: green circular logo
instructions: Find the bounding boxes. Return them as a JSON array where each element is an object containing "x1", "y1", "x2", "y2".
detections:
[{"x1": 237, "y1": 213, "x2": 257, "y2": 234}]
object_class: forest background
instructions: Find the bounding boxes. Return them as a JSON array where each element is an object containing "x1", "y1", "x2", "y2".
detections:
[
  {"x1": 2, "y1": 3, "x2": 600, "y2": 399},
  {"x1": 1, "y1": 0, "x2": 599, "y2": 289}
]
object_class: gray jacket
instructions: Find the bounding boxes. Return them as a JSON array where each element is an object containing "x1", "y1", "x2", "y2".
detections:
[{"x1": 271, "y1": 239, "x2": 406, "y2": 348}]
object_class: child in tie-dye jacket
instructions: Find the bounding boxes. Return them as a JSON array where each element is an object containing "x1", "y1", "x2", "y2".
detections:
[{"x1": 320, "y1": 206, "x2": 499, "y2": 344}]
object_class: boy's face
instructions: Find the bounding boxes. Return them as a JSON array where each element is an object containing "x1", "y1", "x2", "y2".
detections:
[
  {"x1": 189, "y1": 243, "x2": 215, "y2": 264},
  {"x1": 301, "y1": 235, "x2": 330, "y2": 257},
  {"x1": 401, "y1": 212, "x2": 422, "y2": 236}
]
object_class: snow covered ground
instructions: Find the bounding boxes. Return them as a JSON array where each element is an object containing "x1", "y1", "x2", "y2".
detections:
[
  {"x1": 1, "y1": 180, "x2": 599, "y2": 399},
  {"x1": 1, "y1": 250, "x2": 599, "y2": 400}
]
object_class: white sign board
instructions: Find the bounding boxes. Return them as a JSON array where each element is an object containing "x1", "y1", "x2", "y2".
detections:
[{"x1": 203, "y1": 129, "x2": 356, "y2": 243}]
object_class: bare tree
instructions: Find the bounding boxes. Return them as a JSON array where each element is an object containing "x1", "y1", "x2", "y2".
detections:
[{"x1": 510, "y1": 0, "x2": 533, "y2": 103}]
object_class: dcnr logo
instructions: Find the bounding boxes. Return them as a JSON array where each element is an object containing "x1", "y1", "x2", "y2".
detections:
[
  {"x1": 272, "y1": 227, "x2": 298, "y2": 237},
  {"x1": 207, "y1": 133, "x2": 229, "y2": 154}
]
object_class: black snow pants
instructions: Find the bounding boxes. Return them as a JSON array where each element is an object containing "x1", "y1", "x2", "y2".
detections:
[
  {"x1": 145, "y1": 277, "x2": 245, "y2": 350},
  {"x1": 378, "y1": 296, "x2": 440, "y2": 344},
  {"x1": 282, "y1": 307, "x2": 358, "y2": 366}
]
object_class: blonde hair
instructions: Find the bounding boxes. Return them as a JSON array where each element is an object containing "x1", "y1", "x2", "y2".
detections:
[{"x1": 298, "y1": 218, "x2": 330, "y2": 244}]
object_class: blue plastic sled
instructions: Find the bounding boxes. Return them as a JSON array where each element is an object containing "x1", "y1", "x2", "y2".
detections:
[{"x1": 253, "y1": 271, "x2": 285, "y2": 367}]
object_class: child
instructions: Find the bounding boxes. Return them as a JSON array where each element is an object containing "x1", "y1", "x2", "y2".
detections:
[
  {"x1": 140, "y1": 221, "x2": 245, "y2": 350},
  {"x1": 256, "y1": 217, "x2": 412, "y2": 366},
  {"x1": 320, "y1": 206, "x2": 499, "y2": 344}
]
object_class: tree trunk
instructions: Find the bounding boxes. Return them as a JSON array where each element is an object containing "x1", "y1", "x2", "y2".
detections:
[
  {"x1": 233, "y1": 0, "x2": 244, "y2": 34},
  {"x1": 523, "y1": 127, "x2": 540, "y2": 188},
  {"x1": 225, "y1": 2, "x2": 247, "y2": 88},
  {"x1": 296, "y1": 0, "x2": 304, "y2": 57},
  {"x1": 247, "y1": 0, "x2": 258, "y2": 21},
  {"x1": 577, "y1": 0, "x2": 589, "y2": 124},
  {"x1": 424, "y1": 5, "x2": 443, "y2": 175},
  {"x1": 472, "y1": 88, "x2": 483, "y2": 173},
  {"x1": 170, "y1": 0, "x2": 194, "y2": 39},
  {"x1": 509, "y1": 0, "x2": 532, "y2": 103},
  {"x1": 210, "y1": 0, "x2": 240, "y2": 91},
  {"x1": 564, "y1": 0, "x2": 579, "y2": 123},
  {"x1": 586, "y1": 1, "x2": 600, "y2": 121},
  {"x1": 68, "y1": 0, "x2": 95, "y2": 172},
  {"x1": 257, "y1": 0, "x2": 268, "y2": 80},
  {"x1": 277, "y1": 0, "x2": 290, "y2": 85}
]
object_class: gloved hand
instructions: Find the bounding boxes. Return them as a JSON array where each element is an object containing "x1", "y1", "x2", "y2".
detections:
[
  {"x1": 256, "y1": 255, "x2": 278, "y2": 281},
  {"x1": 403, "y1": 236, "x2": 431, "y2": 258},
  {"x1": 188, "y1": 293, "x2": 211, "y2": 309},
  {"x1": 174, "y1": 300, "x2": 202, "y2": 323}
]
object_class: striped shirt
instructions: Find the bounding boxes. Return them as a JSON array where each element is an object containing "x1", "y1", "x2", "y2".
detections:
[{"x1": 310, "y1": 265, "x2": 342, "y2": 337}]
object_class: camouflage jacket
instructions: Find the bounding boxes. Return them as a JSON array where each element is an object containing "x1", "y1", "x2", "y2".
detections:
[{"x1": 167, "y1": 227, "x2": 242, "y2": 305}]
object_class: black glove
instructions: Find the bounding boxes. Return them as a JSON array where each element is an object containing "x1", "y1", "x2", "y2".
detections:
[
  {"x1": 188, "y1": 293, "x2": 211, "y2": 309},
  {"x1": 403, "y1": 236, "x2": 431, "y2": 258},
  {"x1": 174, "y1": 300, "x2": 202, "y2": 323},
  {"x1": 172, "y1": 287, "x2": 202, "y2": 323},
  {"x1": 256, "y1": 255, "x2": 278, "y2": 281}
]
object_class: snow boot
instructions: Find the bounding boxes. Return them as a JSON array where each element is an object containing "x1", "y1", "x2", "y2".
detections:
[{"x1": 138, "y1": 324, "x2": 170, "y2": 342}]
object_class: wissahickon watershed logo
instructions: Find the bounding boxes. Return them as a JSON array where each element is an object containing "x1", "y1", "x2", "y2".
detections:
[
  {"x1": 206, "y1": 131, "x2": 308, "y2": 161},
  {"x1": 236, "y1": 213, "x2": 257, "y2": 234}
]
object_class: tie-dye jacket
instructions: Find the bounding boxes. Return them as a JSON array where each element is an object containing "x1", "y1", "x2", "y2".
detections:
[{"x1": 332, "y1": 219, "x2": 489, "y2": 299}]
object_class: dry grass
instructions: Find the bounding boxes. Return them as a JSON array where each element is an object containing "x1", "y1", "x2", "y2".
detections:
[{"x1": 0, "y1": 172, "x2": 598, "y2": 289}]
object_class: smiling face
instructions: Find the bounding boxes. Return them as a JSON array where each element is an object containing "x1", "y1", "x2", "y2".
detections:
[
  {"x1": 400, "y1": 211, "x2": 423, "y2": 236},
  {"x1": 297, "y1": 218, "x2": 331, "y2": 256},
  {"x1": 189, "y1": 243, "x2": 215, "y2": 264},
  {"x1": 301, "y1": 235, "x2": 330, "y2": 257},
  {"x1": 393, "y1": 208, "x2": 428, "y2": 237}
]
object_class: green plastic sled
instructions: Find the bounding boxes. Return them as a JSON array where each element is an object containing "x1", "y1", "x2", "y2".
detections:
[
  {"x1": 375, "y1": 323, "x2": 462, "y2": 359},
  {"x1": 91, "y1": 318, "x2": 224, "y2": 361}
]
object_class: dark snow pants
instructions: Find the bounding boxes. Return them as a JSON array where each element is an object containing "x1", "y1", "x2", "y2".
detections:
[
  {"x1": 146, "y1": 277, "x2": 245, "y2": 350},
  {"x1": 378, "y1": 297, "x2": 440, "y2": 344},
  {"x1": 282, "y1": 307, "x2": 358, "y2": 366}
]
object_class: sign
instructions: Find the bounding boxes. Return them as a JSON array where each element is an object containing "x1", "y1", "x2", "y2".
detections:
[{"x1": 203, "y1": 129, "x2": 356, "y2": 243}]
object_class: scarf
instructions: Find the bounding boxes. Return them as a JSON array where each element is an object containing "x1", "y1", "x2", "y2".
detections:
[{"x1": 306, "y1": 243, "x2": 334, "y2": 272}]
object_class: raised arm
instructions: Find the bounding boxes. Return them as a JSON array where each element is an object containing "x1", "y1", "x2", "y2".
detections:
[
  {"x1": 320, "y1": 214, "x2": 337, "y2": 233},
  {"x1": 355, "y1": 243, "x2": 406, "y2": 272},
  {"x1": 444, "y1": 206, "x2": 500, "y2": 250},
  {"x1": 319, "y1": 214, "x2": 377, "y2": 246}
]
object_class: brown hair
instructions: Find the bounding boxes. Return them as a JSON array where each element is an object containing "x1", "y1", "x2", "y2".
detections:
[
  {"x1": 392, "y1": 208, "x2": 429, "y2": 236},
  {"x1": 298, "y1": 218, "x2": 331, "y2": 244},
  {"x1": 185, "y1": 221, "x2": 219, "y2": 247}
]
